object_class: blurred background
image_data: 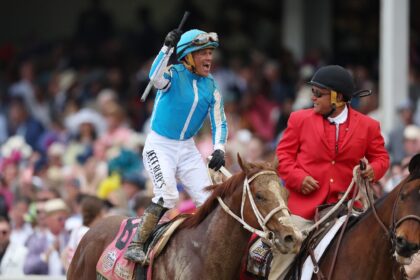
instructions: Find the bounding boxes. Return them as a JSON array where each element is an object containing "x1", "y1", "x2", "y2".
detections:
[{"x1": 0, "y1": 0, "x2": 419, "y2": 278}]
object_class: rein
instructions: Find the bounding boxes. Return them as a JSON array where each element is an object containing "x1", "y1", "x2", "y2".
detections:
[
  {"x1": 305, "y1": 166, "x2": 360, "y2": 234},
  {"x1": 216, "y1": 170, "x2": 290, "y2": 241},
  {"x1": 310, "y1": 163, "x2": 412, "y2": 280}
]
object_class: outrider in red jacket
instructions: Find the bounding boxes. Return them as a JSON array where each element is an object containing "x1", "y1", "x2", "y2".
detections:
[{"x1": 276, "y1": 106, "x2": 389, "y2": 220}]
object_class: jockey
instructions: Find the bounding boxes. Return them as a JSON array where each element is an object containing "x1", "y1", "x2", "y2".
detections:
[
  {"x1": 269, "y1": 65, "x2": 390, "y2": 279},
  {"x1": 124, "y1": 29, "x2": 228, "y2": 264}
]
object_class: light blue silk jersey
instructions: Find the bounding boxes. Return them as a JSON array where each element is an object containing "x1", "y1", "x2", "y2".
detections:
[{"x1": 149, "y1": 53, "x2": 228, "y2": 148}]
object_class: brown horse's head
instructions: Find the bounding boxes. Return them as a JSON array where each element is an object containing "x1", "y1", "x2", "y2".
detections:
[
  {"x1": 237, "y1": 154, "x2": 303, "y2": 254},
  {"x1": 394, "y1": 154, "x2": 420, "y2": 265}
]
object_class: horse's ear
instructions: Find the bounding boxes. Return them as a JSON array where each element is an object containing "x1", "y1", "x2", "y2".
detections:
[
  {"x1": 408, "y1": 154, "x2": 420, "y2": 174},
  {"x1": 237, "y1": 153, "x2": 249, "y2": 173}
]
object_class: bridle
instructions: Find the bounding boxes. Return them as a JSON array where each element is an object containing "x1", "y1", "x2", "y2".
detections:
[
  {"x1": 312, "y1": 166, "x2": 420, "y2": 280},
  {"x1": 363, "y1": 177, "x2": 420, "y2": 279},
  {"x1": 389, "y1": 181, "x2": 420, "y2": 251},
  {"x1": 364, "y1": 177, "x2": 420, "y2": 249},
  {"x1": 216, "y1": 170, "x2": 291, "y2": 243}
]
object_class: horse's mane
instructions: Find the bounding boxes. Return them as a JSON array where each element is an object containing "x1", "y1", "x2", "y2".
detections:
[{"x1": 179, "y1": 162, "x2": 272, "y2": 229}]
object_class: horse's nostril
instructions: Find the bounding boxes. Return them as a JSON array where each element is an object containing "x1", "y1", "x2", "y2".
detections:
[{"x1": 284, "y1": 235, "x2": 294, "y2": 244}]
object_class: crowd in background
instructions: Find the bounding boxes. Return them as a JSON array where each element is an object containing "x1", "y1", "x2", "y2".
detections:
[{"x1": 1, "y1": 1, "x2": 420, "y2": 277}]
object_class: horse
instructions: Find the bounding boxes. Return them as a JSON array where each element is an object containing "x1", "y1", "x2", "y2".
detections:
[
  {"x1": 281, "y1": 154, "x2": 420, "y2": 280},
  {"x1": 68, "y1": 155, "x2": 303, "y2": 280}
]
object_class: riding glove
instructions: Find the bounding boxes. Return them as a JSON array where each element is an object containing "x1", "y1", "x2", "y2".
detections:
[
  {"x1": 209, "y1": 149, "x2": 225, "y2": 171},
  {"x1": 164, "y1": 29, "x2": 182, "y2": 47}
]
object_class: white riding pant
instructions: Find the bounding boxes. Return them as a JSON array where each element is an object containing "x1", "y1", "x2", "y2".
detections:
[{"x1": 143, "y1": 131, "x2": 212, "y2": 209}]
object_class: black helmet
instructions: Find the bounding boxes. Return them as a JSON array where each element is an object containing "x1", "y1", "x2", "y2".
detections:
[{"x1": 308, "y1": 65, "x2": 355, "y2": 101}]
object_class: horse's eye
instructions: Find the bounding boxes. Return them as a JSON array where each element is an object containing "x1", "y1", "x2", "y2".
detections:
[
  {"x1": 400, "y1": 192, "x2": 408, "y2": 201},
  {"x1": 255, "y1": 193, "x2": 265, "y2": 201}
]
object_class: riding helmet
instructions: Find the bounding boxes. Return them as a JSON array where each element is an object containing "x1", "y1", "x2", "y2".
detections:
[
  {"x1": 176, "y1": 29, "x2": 219, "y2": 61},
  {"x1": 308, "y1": 65, "x2": 355, "y2": 101}
]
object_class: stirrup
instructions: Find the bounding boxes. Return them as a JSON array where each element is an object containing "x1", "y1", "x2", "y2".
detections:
[{"x1": 124, "y1": 246, "x2": 148, "y2": 264}]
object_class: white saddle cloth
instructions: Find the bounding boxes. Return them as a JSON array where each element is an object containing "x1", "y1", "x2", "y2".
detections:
[{"x1": 301, "y1": 215, "x2": 347, "y2": 280}]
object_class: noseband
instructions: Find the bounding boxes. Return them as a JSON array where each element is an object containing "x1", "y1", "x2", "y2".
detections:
[{"x1": 217, "y1": 170, "x2": 290, "y2": 242}]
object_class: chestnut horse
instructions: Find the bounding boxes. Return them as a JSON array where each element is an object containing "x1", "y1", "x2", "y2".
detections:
[
  {"x1": 285, "y1": 154, "x2": 420, "y2": 280},
  {"x1": 68, "y1": 156, "x2": 303, "y2": 280}
]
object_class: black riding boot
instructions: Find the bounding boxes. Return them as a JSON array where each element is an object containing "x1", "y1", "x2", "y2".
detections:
[{"x1": 124, "y1": 200, "x2": 167, "y2": 264}]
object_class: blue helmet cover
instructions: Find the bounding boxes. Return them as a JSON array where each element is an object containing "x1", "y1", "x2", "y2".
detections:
[{"x1": 176, "y1": 29, "x2": 219, "y2": 61}]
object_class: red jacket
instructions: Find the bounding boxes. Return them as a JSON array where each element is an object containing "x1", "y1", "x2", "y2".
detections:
[{"x1": 276, "y1": 107, "x2": 389, "y2": 219}]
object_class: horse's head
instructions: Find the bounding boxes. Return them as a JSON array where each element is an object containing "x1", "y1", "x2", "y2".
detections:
[
  {"x1": 237, "y1": 155, "x2": 302, "y2": 254},
  {"x1": 393, "y1": 154, "x2": 420, "y2": 264}
]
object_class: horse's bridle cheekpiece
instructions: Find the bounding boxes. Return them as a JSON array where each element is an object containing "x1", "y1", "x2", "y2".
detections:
[{"x1": 216, "y1": 170, "x2": 290, "y2": 244}]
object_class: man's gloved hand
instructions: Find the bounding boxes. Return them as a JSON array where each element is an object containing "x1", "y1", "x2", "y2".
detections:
[
  {"x1": 209, "y1": 149, "x2": 225, "y2": 171},
  {"x1": 164, "y1": 29, "x2": 182, "y2": 47}
]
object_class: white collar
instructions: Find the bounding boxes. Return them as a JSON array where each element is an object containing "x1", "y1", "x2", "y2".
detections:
[{"x1": 328, "y1": 105, "x2": 348, "y2": 125}]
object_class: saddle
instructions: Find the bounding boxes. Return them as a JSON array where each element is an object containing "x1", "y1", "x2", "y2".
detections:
[
  {"x1": 96, "y1": 215, "x2": 190, "y2": 280},
  {"x1": 285, "y1": 203, "x2": 350, "y2": 280}
]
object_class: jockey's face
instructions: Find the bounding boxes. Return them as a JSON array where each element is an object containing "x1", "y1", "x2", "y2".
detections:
[
  {"x1": 311, "y1": 86, "x2": 332, "y2": 115},
  {"x1": 192, "y1": 48, "x2": 214, "y2": 77}
]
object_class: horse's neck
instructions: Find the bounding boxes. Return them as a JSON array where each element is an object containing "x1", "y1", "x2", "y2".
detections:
[
  {"x1": 324, "y1": 188, "x2": 400, "y2": 279},
  {"x1": 196, "y1": 197, "x2": 252, "y2": 277}
]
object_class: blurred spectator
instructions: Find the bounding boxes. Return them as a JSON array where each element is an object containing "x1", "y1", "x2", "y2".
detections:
[
  {"x1": 0, "y1": 113, "x2": 7, "y2": 145},
  {"x1": 9, "y1": 198, "x2": 33, "y2": 245},
  {"x1": 403, "y1": 125, "x2": 420, "y2": 159},
  {"x1": 275, "y1": 98, "x2": 294, "y2": 138},
  {"x1": 133, "y1": 194, "x2": 152, "y2": 217},
  {"x1": 0, "y1": 216, "x2": 28, "y2": 276},
  {"x1": 62, "y1": 179, "x2": 83, "y2": 232},
  {"x1": 29, "y1": 81, "x2": 52, "y2": 128},
  {"x1": 244, "y1": 87, "x2": 279, "y2": 142},
  {"x1": 292, "y1": 64, "x2": 315, "y2": 111},
  {"x1": 37, "y1": 117, "x2": 68, "y2": 156},
  {"x1": 24, "y1": 198, "x2": 69, "y2": 276},
  {"x1": 48, "y1": 71, "x2": 76, "y2": 118},
  {"x1": 95, "y1": 89, "x2": 117, "y2": 115},
  {"x1": 64, "y1": 108, "x2": 104, "y2": 165},
  {"x1": 410, "y1": 66, "x2": 420, "y2": 122},
  {"x1": 212, "y1": 50, "x2": 247, "y2": 103},
  {"x1": 263, "y1": 60, "x2": 294, "y2": 104},
  {"x1": 121, "y1": 172, "x2": 146, "y2": 215},
  {"x1": 383, "y1": 162, "x2": 404, "y2": 193},
  {"x1": 62, "y1": 195, "x2": 106, "y2": 271},
  {"x1": 9, "y1": 60, "x2": 36, "y2": 112},
  {"x1": 352, "y1": 65, "x2": 376, "y2": 111},
  {"x1": 0, "y1": 173, "x2": 14, "y2": 215},
  {"x1": 387, "y1": 100, "x2": 415, "y2": 164},
  {"x1": 243, "y1": 136, "x2": 266, "y2": 163},
  {"x1": 5, "y1": 97, "x2": 45, "y2": 151},
  {"x1": 23, "y1": 200, "x2": 48, "y2": 275},
  {"x1": 94, "y1": 101, "x2": 134, "y2": 160}
]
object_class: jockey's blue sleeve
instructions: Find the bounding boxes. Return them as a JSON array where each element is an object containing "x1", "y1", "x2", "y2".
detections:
[{"x1": 149, "y1": 46, "x2": 173, "y2": 90}]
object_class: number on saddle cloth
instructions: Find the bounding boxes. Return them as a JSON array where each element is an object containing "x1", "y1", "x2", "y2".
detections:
[{"x1": 116, "y1": 218, "x2": 139, "y2": 250}]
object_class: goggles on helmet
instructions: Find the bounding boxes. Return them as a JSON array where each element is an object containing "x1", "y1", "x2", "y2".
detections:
[
  {"x1": 177, "y1": 30, "x2": 219, "y2": 61},
  {"x1": 191, "y1": 32, "x2": 218, "y2": 45},
  {"x1": 178, "y1": 32, "x2": 219, "y2": 50}
]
